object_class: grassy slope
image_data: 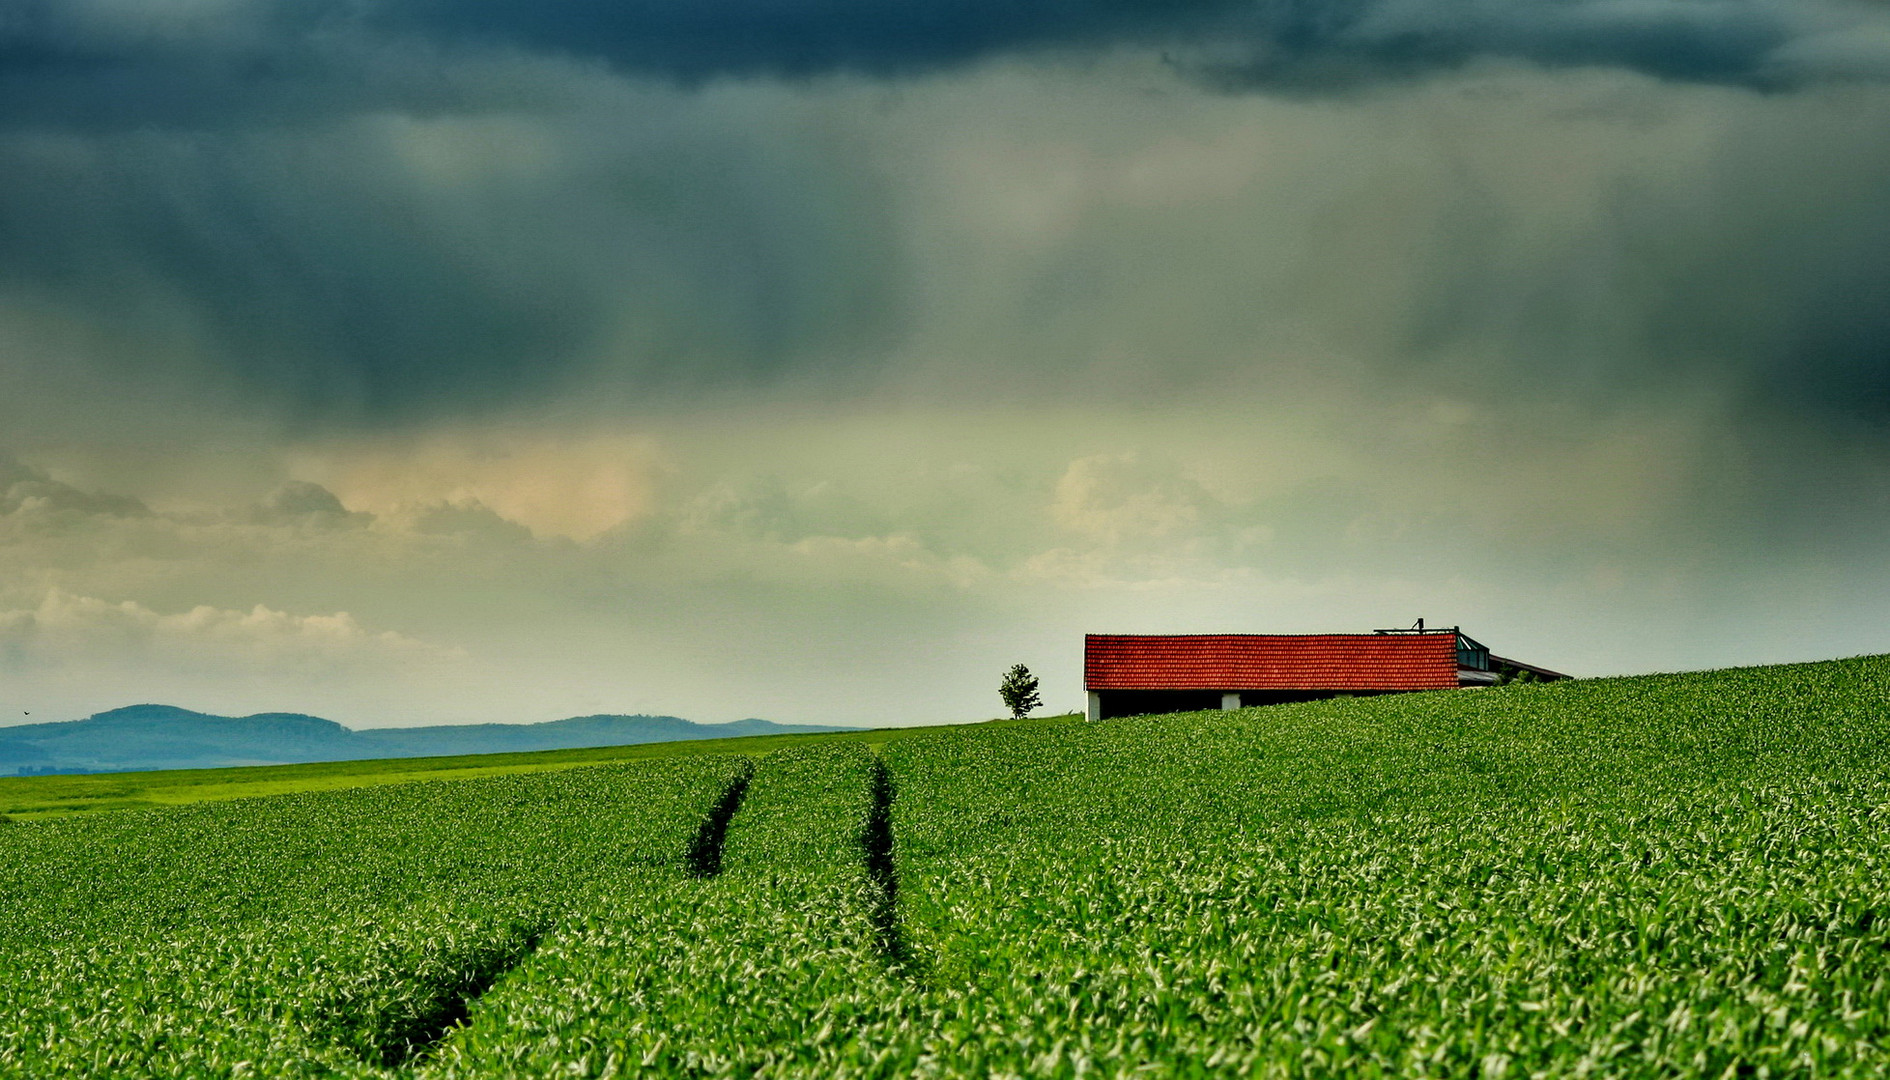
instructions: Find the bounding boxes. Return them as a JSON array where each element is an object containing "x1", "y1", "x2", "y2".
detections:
[
  {"x1": 0, "y1": 714, "x2": 1081, "y2": 819},
  {"x1": 0, "y1": 757, "x2": 746, "y2": 1076},
  {"x1": 411, "y1": 653, "x2": 1890, "y2": 1077},
  {"x1": 7, "y1": 656, "x2": 1890, "y2": 1076}
]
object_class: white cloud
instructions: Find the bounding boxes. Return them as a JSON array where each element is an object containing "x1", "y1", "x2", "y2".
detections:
[
  {"x1": 1052, "y1": 452, "x2": 1224, "y2": 548},
  {"x1": 787, "y1": 534, "x2": 993, "y2": 591},
  {"x1": 0, "y1": 590, "x2": 457, "y2": 677},
  {"x1": 290, "y1": 432, "x2": 666, "y2": 541}
]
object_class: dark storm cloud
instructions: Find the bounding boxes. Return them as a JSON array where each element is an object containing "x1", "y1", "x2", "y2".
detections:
[
  {"x1": 398, "y1": 0, "x2": 1806, "y2": 88},
  {"x1": 0, "y1": 128, "x2": 583, "y2": 423},
  {"x1": 1590, "y1": 101, "x2": 1890, "y2": 429},
  {"x1": 0, "y1": 10, "x2": 587, "y2": 131},
  {"x1": 0, "y1": 0, "x2": 1883, "y2": 132},
  {"x1": 1684, "y1": 151, "x2": 1890, "y2": 429},
  {"x1": 0, "y1": 108, "x2": 906, "y2": 427},
  {"x1": 1198, "y1": 0, "x2": 1794, "y2": 89},
  {"x1": 0, "y1": 0, "x2": 1886, "y2": 434},
  {"x1": 379, "y1": 0, "x2": 1233, "y2": 79},
  {"x1": 1708, "y1": 213, "x2": 1890, "y2": 430}
]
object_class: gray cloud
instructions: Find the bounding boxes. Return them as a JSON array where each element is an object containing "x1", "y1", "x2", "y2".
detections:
[
  {"x1": 398, "y1": 498, "x2": 538, "y2": 543},
  {"x1": 0, "y1": 17, "x2": 1886, "y2": 682},
  {"x1": 0, "y1": 454, "x2": 148, "y2": 518},
  {"x1": 1393, "y1": 83, "x2": 1890, "y2": 431},
  {"x1": 1203, "y1": 0, "x2": 1801, "y2": 89},
  {"x1": 0, "y1": 42, "x2": 1884, "y2": 462},
  {"x1": 0, "y1": 55, "x2": 1886, "y2": 455},
  {"x1": 0, "y1": 91, "x2": 907, "y2": 428},
  {"x1": 364, "y1": 0, "x2": 1887, "y2": 93},
  {"x1": 0, "y1": 127, "x2": 582, "y2": 424},
  {"x1": 0, "y1": 0, "x2": 1883, "y2": 442},
  {"x1": 0, "y1": 0, "x2": 1884, "y2": 136},
  {"x1": 249, "y1": 481, "x2": 372, "y2": 528},
  {"x1": 7, "y1": 4, "x2": 1890, "y2": 730}
]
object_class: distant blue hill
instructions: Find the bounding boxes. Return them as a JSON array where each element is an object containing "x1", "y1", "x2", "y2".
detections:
[{"x1": 0, "y1": 705, "x2": 857, "y2": 775}]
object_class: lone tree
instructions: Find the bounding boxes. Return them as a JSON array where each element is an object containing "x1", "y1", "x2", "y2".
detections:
[{"x1": 998, "y1": 664, "x2": 1043, "y2": 719}]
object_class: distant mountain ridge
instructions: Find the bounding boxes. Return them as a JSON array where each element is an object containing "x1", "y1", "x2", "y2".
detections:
[{"x1": 0, "y1": 705, "x2": 857, "y2": 775}]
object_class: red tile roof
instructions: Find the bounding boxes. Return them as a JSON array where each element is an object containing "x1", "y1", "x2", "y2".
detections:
[{"x1": 1085, "y1": 633, "x2": 1460, "y2": 692}]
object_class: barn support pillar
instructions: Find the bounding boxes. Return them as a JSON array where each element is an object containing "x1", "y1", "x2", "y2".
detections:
[
  {"x1": 1220, "y1": 692, "x2": 1241, "y2": 710},
  {"x1": 1086, "y1": 692, "x2": 1102, "y2": 723}
]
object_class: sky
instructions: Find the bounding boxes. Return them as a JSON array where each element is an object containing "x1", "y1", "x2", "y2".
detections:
[{"x1": 2, "y1": 0, "x2": 1889, "y2": 729}]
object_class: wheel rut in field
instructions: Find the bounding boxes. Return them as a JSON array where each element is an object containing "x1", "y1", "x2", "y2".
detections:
[
  {"x1": 317, "y1": 921, "x2": 546, "y2": 1069},
  {"x1": 861, "y1": 757, "x2": 910, "y2": 966},
  {"x1": 324, "y1": 760, "x2": 757, "y2": 1068},
  {"x1": 686, "y1": 759, "x2": 755, "y2": 879}
]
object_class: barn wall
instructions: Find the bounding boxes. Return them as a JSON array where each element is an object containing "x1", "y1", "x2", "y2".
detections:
[
  {"x1": 1095, "y1": 690, "x2": 1225, "y2": 719},
  {"x1": 1092, "y1": 687, "x2": 1406, "y2": 718},
  {"x1": 1233, "y1": 689, "x2": 1397, "y2": 707}
]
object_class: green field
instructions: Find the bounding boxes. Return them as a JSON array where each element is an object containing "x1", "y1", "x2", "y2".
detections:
[
  {"x1": 4, "y1": 656, "x2": 1890, "y2": 1077},
  {"x1": 0, "y1": 718, "x2": 1075, "y2": 819}
]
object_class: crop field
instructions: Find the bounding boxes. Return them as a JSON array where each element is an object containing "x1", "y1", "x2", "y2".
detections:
[
  {"x1": 0, "y1": 719, "x2": 1094, "y2": 820},
  {"x1": 4, "y1": 655, "x2": 1890, "y2": 1077}
]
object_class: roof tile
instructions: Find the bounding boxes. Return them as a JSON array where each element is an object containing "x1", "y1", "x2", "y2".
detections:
[{"x1": 1084, "y1": 633, "x2": 1459, "y2": 692}]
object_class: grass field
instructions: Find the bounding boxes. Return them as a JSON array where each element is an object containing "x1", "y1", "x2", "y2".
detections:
[
  {"x1": 4, "y1": 656, "x2": 1889, "y2": 1077},
  {"x1": 0, "y1": 716, "x2": 1079, "y2": 819}
]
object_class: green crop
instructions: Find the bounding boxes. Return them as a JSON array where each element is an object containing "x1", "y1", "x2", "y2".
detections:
[
  {"x1": 0, "y1": 759, "x2": 736, "y2": 1076},
  {"x1": 4, "y1": 656, "x2": 1890, "y2": 1077}
]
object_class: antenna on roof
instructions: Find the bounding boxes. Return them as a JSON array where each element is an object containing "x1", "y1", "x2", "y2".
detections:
[{"x1": 1413, "y1": 617, "x2": 1424, "y2": 631}]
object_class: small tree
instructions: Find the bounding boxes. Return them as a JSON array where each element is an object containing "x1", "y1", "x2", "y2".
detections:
[{"x1": 998, "y1": 663, "x2": 1043, "y2": 719}]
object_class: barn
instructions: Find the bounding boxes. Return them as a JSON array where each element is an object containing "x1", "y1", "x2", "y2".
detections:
[{"x1": 1083, "y1": 627, "x2": 1566, "y2": 721}]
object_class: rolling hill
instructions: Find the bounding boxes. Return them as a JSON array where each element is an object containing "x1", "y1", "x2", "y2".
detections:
[
  {"x1": 0, "y1": 705, "x2": 855, "y2": 774},
  {"x1": 6, "y1": 655, "x2": 1890, "y2": 1075}
]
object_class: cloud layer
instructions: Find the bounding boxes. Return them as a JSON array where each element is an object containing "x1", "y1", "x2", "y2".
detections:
[
  {"x1": 0, "y1": 590, "x2": 449, "y2": 675},
  {"x1": 2, "y1": 63, "x2": 1887, "y2": 440},
  {"x1": 7, "y1": 0, "x2": 1888, "y2": 122},
  {"x1": 2, "y1": 0, "x2": 1888, "y2": 726}
]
